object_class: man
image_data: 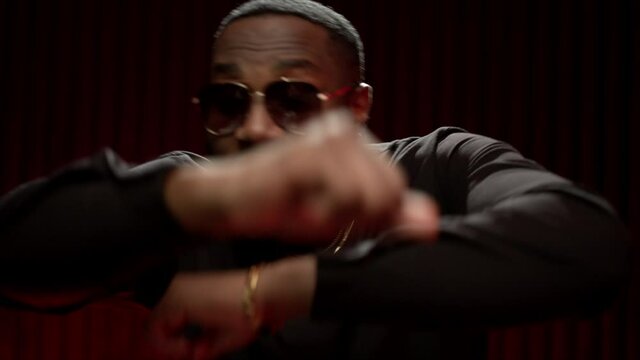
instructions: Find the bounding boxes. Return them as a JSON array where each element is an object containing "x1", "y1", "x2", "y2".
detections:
[
  {"x1": 144, "y1": 1, "x2": 629, "y2": 360},
  {"x1": 0, "y1": 1, "x2": 627, "y2": 360},
  {"x1": 0, "y1": 110, "x2": 435, "y2": 304}
]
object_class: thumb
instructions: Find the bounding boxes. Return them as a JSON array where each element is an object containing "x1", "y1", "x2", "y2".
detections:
[{"x1": 392, "y1": 191, "x2": 440, "y2": 242}]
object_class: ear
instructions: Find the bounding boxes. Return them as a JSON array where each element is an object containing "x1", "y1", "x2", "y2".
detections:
[{"x1": 349, "y1": 83, "x2": 373, "y2": 124}]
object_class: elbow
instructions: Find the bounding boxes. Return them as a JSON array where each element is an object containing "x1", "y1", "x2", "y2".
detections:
[
  {"x1": 534, "y1": 191, "x2": 632, "y2": 314},
  {"x1": 570, "y1": 208, "x2": 631, "y2": 311}
]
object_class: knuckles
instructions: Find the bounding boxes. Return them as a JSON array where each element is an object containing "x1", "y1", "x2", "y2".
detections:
[{"x1": 217, "y1": 111, "x2": 409, "y2": 241}]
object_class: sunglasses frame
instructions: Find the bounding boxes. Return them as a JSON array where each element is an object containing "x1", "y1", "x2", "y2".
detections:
[{"x1": 193, "y1": 77, "x2": 360, "y2": 136}]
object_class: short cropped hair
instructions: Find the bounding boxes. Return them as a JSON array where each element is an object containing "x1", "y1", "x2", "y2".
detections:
[{"x1": 214, "y1": 0, "x2": 364, "y2": 81}]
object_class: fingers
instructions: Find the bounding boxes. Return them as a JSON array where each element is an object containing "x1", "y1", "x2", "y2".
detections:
[
  {"x1": 146, "y1": 312, "x2": 194, "y2": 360},
  {"x1": 168, "y1": 109, "x2": 438, "y2": 244},
  {"x1": 298, "y1": 114, "x2": 438, "y2": 242},
  {"x1": 147, "y1": 270, "x2": 258, "y2": 360},
  {"x1": 299, "y1": 127, "x2": 404, "y2": 235},
  {"x1": 149, "y1": 329, "x2": 253, "y2": 360},
  {"x1": 192, "y1": 332, "x2": 254, "y2": 360},
  {"x1": 292, "y1": 112, "x2": 404, "y2": 228}
]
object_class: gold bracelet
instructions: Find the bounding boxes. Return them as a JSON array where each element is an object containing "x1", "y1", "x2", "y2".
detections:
[{"x1": 242, "y1": 263, "x2": 263, "y2": 330}]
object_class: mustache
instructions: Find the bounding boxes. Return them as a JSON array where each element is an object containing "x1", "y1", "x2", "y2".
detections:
[
  {"x1": 205, "y1": 138, "x2": 259, "y2": 156},
  {"x1": 237, "y1": 139, "x2": 258, "y2": 152}
]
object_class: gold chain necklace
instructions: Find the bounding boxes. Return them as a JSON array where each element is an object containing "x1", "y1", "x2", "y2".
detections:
[{"x1": 324, "y1": 220, "x2": 355, "y2": 254}]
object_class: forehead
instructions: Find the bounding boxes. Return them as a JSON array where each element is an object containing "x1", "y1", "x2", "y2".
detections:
[{"x1": 212, "y1": 15, "x2": 340, "y2": 83}]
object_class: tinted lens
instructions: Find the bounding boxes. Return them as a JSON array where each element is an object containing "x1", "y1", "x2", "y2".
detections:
[
  {"x1": 265, "y1": 81, "x2": 323, "y2": 132},
  {"x1": 198, "y1": 83, "x2": 250, "y2": 134}
]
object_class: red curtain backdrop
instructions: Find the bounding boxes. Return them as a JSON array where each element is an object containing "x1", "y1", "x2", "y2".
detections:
[{"x1": 0, "y1": 0, "x2": 637, "y2": 359}]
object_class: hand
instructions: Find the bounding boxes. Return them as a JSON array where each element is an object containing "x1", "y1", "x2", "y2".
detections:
[
  {"x1": 147, "y1": 256, "x2": 316, "y2": 360},
  {"x1": 165, "y1": 110, "x2": 439, "y2": 243},
  {"x1": 147, "y1": 270, "x2": 251, "y2": 360}
]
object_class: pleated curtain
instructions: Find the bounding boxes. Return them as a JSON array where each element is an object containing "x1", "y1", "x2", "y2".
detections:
[{"x1": 0, "y1": 1, "x2": 637, "y2": 359}]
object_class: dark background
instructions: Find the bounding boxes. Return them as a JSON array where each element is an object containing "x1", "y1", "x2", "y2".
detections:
[{"x1": 0, "y1": 0, "x2": 637, "y2": 359}]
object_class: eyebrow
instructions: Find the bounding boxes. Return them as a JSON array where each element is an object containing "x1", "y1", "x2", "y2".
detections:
[
  {"x1": 211, "y1": 58, "x2": 321, "y2": 79},
  {"x1": 211, "y1": 63, "x2": 241, "y2": 77},
  {"x1": 275, "y1": 59, "x2": 321, "y2": 72}
]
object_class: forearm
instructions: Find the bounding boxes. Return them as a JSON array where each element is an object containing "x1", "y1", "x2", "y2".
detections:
[
  {"x1": 258, "y1": 255, "x2": 317, "y2": 329},
  {"x1": 0, "y1": 150, "x2": 189, "y2": 309},
  {"x1": 311, "y1": 192, "x2": 629, "y2": 328}
]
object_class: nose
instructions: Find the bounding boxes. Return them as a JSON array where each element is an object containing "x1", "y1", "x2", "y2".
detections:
[{"x1": 234, "y1": 95, "x2": 286, "y2": 144}]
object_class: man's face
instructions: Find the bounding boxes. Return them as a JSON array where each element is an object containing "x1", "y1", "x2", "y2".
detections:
[{"x1": 205, "y1": 14, "x2": 365, "y2": 155}]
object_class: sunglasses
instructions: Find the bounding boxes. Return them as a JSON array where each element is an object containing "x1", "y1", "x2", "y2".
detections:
[{"x1": 193, "y1": 78, "x2": 358, "y2": 135}]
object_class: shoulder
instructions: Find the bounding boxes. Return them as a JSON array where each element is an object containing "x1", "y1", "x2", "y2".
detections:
[
  {"x1": 157, "y1": 150, "x2": 209, "y2": 166},
  {"x1": 371, "y1": 126, "x2": 510, "y2": 164},
  {"x1": 113, "y1": 150, "x2": 209, "y2": 179}
]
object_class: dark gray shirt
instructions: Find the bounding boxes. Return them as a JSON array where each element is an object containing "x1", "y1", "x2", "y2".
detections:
[{"x1": 0, "y1": 127, "x2": 628, "y2": 359}]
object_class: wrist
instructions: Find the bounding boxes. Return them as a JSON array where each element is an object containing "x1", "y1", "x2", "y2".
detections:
[
  {"x1": 255, "y1": 255, "x2": 317, "y2": 330},
  {"x1": 164, "y1": 164, "x2": 235, "y2": 236}
]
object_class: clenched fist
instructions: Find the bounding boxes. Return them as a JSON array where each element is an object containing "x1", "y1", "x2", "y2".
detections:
[{"x1": 164, "y1": 110, "x2": 438, "y2": 243}]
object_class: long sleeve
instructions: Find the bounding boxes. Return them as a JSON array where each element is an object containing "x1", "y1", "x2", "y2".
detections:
[
  {"x1": 0, "y1": 149, "x2": 196, "y2": 311},
  {"x1": 313, "y1": 128, "x2": 629, "y2": 328}
]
